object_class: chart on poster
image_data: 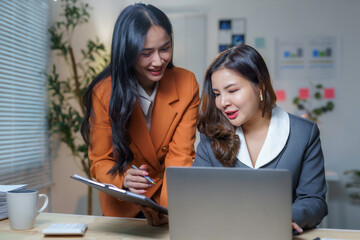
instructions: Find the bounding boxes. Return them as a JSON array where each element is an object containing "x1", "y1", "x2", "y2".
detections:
[{"x1": 275, "y1": 36, "x2": 339, "y2": 80}]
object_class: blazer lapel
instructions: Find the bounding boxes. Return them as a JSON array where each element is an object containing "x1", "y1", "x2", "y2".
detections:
[
  {"x1": 129, "y1": 102, "x2": 159, "y2": 169},
  {"x1": 150, "y1": 69, "x2": 178, "y2": 153}
]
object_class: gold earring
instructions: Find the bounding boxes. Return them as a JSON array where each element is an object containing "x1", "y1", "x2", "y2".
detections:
[{"x1": 260, "y1": 92, "x2": 263, "y2": 101}]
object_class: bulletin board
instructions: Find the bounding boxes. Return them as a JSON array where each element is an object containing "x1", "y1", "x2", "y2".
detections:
[{"x1": 218, "y1": 18, "x2": 246, "y2": 52}]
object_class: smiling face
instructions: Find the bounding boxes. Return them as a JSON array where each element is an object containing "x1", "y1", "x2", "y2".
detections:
[
  {"x1": 211, "y1": 68, "x2": 263, "y2": 127},
  {"x1": 134, "y1": 25, "x2": 172, "y2": 93}
]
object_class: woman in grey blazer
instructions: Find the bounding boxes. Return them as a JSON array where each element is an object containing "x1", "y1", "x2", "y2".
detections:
[{"x1": 193, "y1": 45, "x2": 327, "y2": 233}]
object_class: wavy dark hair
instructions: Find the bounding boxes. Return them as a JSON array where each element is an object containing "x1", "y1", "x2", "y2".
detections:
[
  {"x1": 81, "y1": 3, "x2": 174, "y2": 175},
  {"x1": 198, "y1": 45, "x2": 276, "y2": 166}
]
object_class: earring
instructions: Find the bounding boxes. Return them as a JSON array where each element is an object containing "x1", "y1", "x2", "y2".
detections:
[{"x1": 260, "y1": 92, "x2": 263, "y2": 101}]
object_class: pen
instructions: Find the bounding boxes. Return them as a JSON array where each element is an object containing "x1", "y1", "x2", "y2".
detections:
[{"x1": 131, "y1": 165, "x2": 156, "y2": 185}]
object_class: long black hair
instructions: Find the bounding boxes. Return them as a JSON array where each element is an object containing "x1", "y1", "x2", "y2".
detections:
[{"x1": 81, "y1": 3, "x2": 174, "y2": 175}]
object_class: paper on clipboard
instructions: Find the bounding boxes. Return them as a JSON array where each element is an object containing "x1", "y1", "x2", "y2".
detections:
[{"x1": 70, "y1": 174, "x2": 168, "y2": 215}]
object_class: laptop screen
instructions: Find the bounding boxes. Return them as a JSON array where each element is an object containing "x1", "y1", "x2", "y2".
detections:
[{"x1": 166, "y1": 167, "x2": 292, "y2": 240}]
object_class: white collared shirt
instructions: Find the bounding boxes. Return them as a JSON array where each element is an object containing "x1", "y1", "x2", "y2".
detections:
[
  {"x1": 235, "y1": 106, "x2": 290, "y2": 169},
  {"x1": 137, "y1": 82, "x2": 159, "y2": 131}
]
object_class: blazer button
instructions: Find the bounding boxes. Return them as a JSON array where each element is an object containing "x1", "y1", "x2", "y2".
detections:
[{"x1": 161, "y1": 146, "x2": 169, "y2": 153}]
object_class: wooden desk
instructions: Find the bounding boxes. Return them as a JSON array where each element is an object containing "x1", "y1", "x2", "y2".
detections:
[
  {"x1": 0, "y1": 212, "x2": 359, "y2": 239},
  {"x1": 1, "y1": 213, "x2": 168, "y2": 240}
]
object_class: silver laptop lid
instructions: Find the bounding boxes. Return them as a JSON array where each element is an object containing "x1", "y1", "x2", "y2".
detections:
[{"x1": 166, "y1": 167, "x2": 292, "y2": 240}]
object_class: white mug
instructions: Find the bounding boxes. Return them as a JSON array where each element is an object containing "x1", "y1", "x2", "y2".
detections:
[{"x1": 6, "y1": 189, "x2": 48, "y2": 230}]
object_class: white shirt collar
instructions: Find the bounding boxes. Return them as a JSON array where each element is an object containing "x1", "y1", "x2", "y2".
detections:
[
  {"x1": 137, "y1": 82, "x2": 158, "y2": 116},
  {"x1": 137, "y1": 82, "x2": 159, "y2": 130},
  {"x1": 235, "y1": 106, "x2": 290, "y2": 169}
]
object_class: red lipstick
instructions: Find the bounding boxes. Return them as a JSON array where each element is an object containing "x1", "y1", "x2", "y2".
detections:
[
  {"x1": 149, "y1": 67, "x2": 162, "y2": 76},
  {"x1": 225, "y1": 111, "x2": 238, "y2": 120}
]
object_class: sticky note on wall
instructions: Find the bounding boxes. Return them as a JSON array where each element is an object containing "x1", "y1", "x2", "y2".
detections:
[
  {"x1": 299, "y1": 88, "x2": 310, "y2": 99},
  {"x1": 323, "y1": 88, "x2": 335, "y2": 99},
  {"x1": 275, "y1": 90, "x2": 286, "y2": 101}
]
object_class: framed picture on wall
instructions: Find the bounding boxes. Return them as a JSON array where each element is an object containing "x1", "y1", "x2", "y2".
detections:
[
  {"x1": 219, "y1": 44, "x2": 232, "y2": 52},
  {"x1": 218, "y1": 18, "x2": 246, "y2": 52},
  {"x1": 219, "y1": 20, "x2": 232, "y2": 30},
  {"x1": 232, "y1": 34, "x2": 245, "y2": 45}
]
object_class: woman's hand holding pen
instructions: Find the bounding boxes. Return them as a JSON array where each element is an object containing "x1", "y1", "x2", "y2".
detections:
[
  {"x1": 123, "y1": 164, "x2": 155, "y2": 194},
  {"x1": 124, "y1": 165, "x2": 166, "y2": 226}
]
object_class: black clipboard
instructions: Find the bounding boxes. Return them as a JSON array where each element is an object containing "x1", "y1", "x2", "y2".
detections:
[{"x1": 70, "y1": 174, "x2": 168, "y2": 215}]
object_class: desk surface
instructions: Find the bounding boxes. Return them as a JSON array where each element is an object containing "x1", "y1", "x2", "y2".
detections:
[{"x1": 1, "y1": 212, "x2": 359, "y2": 240}]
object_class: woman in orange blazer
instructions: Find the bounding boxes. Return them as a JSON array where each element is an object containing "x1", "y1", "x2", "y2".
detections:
[{"x1": 81, "y1": 3, "x2": 199, "y2": 225}]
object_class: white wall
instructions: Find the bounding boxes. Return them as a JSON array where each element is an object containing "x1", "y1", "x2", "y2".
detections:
[{"x1": 50, "y1": 0, "x2": 360, "y2": 229}]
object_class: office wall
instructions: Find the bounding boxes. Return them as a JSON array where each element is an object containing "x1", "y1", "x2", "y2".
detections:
[{"x1": 50, "y1": 0, "x2": 360, "y2": 229}]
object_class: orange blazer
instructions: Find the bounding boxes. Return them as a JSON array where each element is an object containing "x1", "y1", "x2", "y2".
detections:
[{"x1": 88, "y1": 67, "x2": 200, "y2": 217}]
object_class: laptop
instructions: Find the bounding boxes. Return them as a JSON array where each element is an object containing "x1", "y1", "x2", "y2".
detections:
[{"x1": 166, "y1": 167, "x2": 292, "y2": 240}]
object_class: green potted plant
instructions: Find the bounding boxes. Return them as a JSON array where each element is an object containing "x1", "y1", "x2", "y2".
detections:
[
  {"x1": 344, "y1": 170, "x2": 360, "y2": 201},
  {"x1": 47, "y1": 0, "x2": 109, "y2": 215},
  {"x1": 292, "y1": 84, "x2": 334, "y2": 122}
]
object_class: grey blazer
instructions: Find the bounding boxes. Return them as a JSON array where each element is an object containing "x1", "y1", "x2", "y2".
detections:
[{"x1": 193, "y1": 113, "x2": 328, "y2": 229}]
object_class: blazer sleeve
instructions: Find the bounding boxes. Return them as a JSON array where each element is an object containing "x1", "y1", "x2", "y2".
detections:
[
  {"x1": 160, "y1": 72, "x2": 200, "y2": 207},
  {"x1": 292, "y1": 123, "x2": 328, "y2": 229},
  {"x1": 193, "y1": 133, "x2": 224, "y2": 167},
  {"x1": 193, "y1": 134, "x2": 212, "y2": 166},
  {"x1": 88, "y1": 81, "x2": 125, "y2": 187}
]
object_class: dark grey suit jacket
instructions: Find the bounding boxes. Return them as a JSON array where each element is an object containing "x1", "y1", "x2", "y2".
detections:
[{"x1": 193, "y1": 113, "x2": 328, "y2": 229}]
